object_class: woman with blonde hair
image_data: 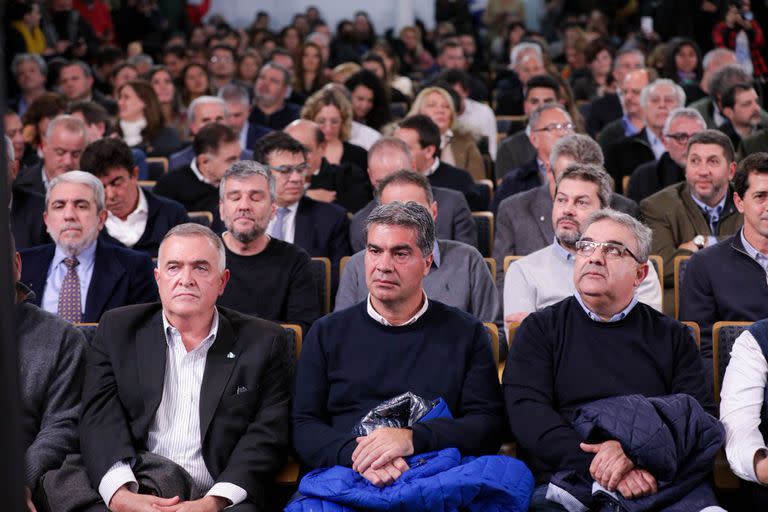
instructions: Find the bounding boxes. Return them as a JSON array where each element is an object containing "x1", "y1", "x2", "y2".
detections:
[
  {"x1": 301, "y1": 87, "x2": 368, "y2": 170},
  {"x1": 409, "y1": 86, "x2": 485, "y2": 180}
]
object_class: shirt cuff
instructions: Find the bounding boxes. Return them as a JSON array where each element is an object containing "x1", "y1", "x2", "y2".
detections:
[
  {"x1": 207, "y1": 482, "x2": 247, "y2": 508},
  {"x1": 98, "y1": 460, "x2": 138, "y2": 506}
]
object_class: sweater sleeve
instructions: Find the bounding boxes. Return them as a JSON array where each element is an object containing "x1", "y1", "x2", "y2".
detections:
[
  {"x1": 503, "y1": 314, "x2": 593, "y2": 475},
  {"x1": 679, "y1": 252, "x2": 717, "y2": 360},
  {"x1": 467, "y1": 248, "x2": 500, "y2": 324},
  {"x1": 292, "y1": 321, "x2": 359, "y2": 468},
  {"x1": 503, "y1": 260, "x2": 538, "y2": 318},
  {"x1": 411, "y1": 320, "x2": 504, "y2": 456}
]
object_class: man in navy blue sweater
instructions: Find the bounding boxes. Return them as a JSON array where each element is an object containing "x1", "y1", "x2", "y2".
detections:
[
  {"x1": 293, "y1": 201, "x2": 503, "y2": 488},
  {"x1": 504, "y1": 209, "x2": 713, "y2": 511}
]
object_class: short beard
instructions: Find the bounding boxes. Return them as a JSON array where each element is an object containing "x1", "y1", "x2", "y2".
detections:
[
  {"x1": 229, "y1": 225, "x2": 265, "y2": 244},
  {"x1": 48, "y1": 224, "x2": 99, "y2": 256},
  {"x1": 556, "y1": 228, "x2": 581, "y2": 248}
]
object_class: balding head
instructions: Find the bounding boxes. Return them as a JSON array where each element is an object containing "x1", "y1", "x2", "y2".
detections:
[
  {"x1": 367, "y1": 137, "x2": 414, "y2": 187},
  {"x1": 284, "y1": 119, "x2": 326, "y2": 173}
]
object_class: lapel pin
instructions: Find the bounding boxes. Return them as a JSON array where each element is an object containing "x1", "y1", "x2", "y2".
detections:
[{"x1": 226, "y1": 352, "x2": 236, "y2": 359}]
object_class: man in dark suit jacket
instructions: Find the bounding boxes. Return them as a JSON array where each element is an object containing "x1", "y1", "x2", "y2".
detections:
[
  {"x1": 20, "y1": 171, "x2": 157, "y2": 324},
  {"x1": 490, "y1": 102, "x2": 576, "y2": 213},
  {"x1": 285, "y1": 119, "x2": 373, "y2": 214},
  {"x1": 58, "y1": 61, "x2": 117, "y2": 115},
  {"x1": 81, "y1": 138, "x2": 190, "y2": 258},
  {"x1": 493, "y1": 134, "x2": 638, "y2": 269},
  {"x1": 348, "y1": 137, "x2": 477, "y2": 252},
  {"x1": 76, "y1": 224, "x2": 290, "y2": 511},
  {"x1": 394, "y1": 115, "x2": 485, "y2": 211},
  {"x1": 155, "y1": 123, "x2": 243, "y2": 234},
  {"x1": 254, "y1": 132, "x2": 350, "y2": 281}
]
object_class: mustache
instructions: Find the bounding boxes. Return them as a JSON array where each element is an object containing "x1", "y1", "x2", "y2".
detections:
[{"x1": 59, "y1": 222, "x2": 82, "y2": 232}]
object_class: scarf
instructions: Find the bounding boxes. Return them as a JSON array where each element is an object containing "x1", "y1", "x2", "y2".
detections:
[
  {"x1": 120, "y1": 118, "x2": 147, "y2": 148},
  {"x1": 12, "y1": 21, "x2": 47, "y2": 55}
]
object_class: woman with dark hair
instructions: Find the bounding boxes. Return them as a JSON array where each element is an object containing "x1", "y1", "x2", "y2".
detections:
[
  {"x1": 146, "y1": 66, "x2": 186, "y2": 135},
  {"x1": 280, "y1": 25, "x2": 302, "y2": 60},
  {"x1": 362, "y1": 51, "x2": 411, "y2": 106},
  {"x1": 345, "y1": 70, "x2": 391, "y2": 131},
  {"x1": 117, "y1": 80, "x2": 182, "y2": 157},
  {"x1": 237, "y1": 49, "x2": 262, "y2": 87},
  {"x1": 295, "y1": 42, "x2": 328, "y2": 97},
  {"x1": 180, "y1": 62, "x2": 212, "y2": 106},
  {"x1": 662, "y1": 38, "x2": 703, "y2": 85},
  {"x1": 571, "y1": 38, "x2": 615, "y2": 101},
  {"x1": 7, "y1": 1, "x2": 50, "y2": 58}
]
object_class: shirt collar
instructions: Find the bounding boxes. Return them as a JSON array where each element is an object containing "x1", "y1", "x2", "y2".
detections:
[
  {"x1": 190, "y1": 157, "x2": 214, "y2": 185},
  {"x1": 713, "y1": 104, "x2": 728, "y2": 128},
  {"x1": 440, "y1": 129, "x2": 454, "y2": 150},
  {"x1": 108, "y1": 186, "x2": 148, "y2": 221},
  {"x1": 366, "y1": 290, "x2": 429, "y2": 326},
  {"x1": 740, "y1": 227, "x2": 768, "y2": 262},
  {"x1": 552, "y1": 237, "x2": 575, "y2": 262},
  {"x1": 690, "y1": 189, "x2": 726, "y2": 217},
  {"x1": 162, "y1": 308, "x2": 220, "y2": 353},
  {"x1": 424, "y1": 157, "x2": 440, "y2": 176},
  {"x1": 53, "y1": 238, "x2": 97, "y2": 266},
  {"x1": 574, "y1": 292, "x2": 638, "y2": 322},
  {"x1": 431, "y1": 239, "x2": 441, "y2": 268},
  {"x1": 621, "y1": 115, "x2": 639, "y2": 137},
  {"x1": 536, "y1": 157, "x2": 547, "y2": 177}
]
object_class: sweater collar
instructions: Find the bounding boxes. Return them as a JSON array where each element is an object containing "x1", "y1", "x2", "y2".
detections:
[{"x1": 574, "y1": 292, "x2": 638, "y2": 323}]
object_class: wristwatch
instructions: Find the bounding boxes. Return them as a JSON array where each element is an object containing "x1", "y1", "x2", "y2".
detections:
[{"x1": 693, "y1": 235, "x2": 706, "y2": 250}]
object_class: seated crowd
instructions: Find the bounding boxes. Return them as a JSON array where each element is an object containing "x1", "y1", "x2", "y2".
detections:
[{"x1": 5, "y1": 0, "x2": 768, "y2": 510}]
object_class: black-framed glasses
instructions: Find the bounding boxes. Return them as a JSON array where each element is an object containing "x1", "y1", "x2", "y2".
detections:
[
  {"x1": 664, "y1": 132, "x2": 696, "y2": 144},
  {"x1": 532, "y1": 122, "x2": 575, "y2": 133},
  {"x1": 574, "y1": 240, "x2": 641, "y2": 262},
  {"x1": 269, "y1": 162, "x2": 310, "y2": 176}
]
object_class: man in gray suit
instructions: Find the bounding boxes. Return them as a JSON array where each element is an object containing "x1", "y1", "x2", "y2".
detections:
[
  {"x1": 494, "y1": 134, "x2": 638, "y2": 268},
  {"x1": 349, "y1": 137, "x2": 477, "y2": 252}
]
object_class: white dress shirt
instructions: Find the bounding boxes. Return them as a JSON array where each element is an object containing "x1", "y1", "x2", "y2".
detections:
[
  {"x1": 104, "y1": 187, "x2": 149, "y2": 248},
  {"x1": 458, "y1": 98, "x2": 498, "y2": 160},
  {"x1": 98, "y1": 310, "x2": 247, "y2": 507},
  {"x1": 41, "y1": 241, "x2": 97, "y2": 315},
  {"x1": 190, "y1": 158, "x2": 215, "y2": 185},
  {"x1": 349, "y1": 121, "x2": 381, "y2": 150},
  {"x1": 266, "y1": 201, "x2": 299, "y2": 243},
  {"x1": 720, "y1": 328, "x2": 768, "y2": 483},
  {"x1": 366, "y1": 290, "x2": 429, "y2": 326}
]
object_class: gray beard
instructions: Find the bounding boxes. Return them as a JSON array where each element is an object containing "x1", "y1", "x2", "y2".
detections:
[{"x1": 229, "y1": 225, "x2": 266, "y2": 244}]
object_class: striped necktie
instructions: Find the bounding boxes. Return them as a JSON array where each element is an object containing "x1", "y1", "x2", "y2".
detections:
[
  {"x1": 272, "y1": 207, "x2": 290, "y2": 241},
  {"x1": 57, "y1": 257, "x2": 82, "y2": 323}
]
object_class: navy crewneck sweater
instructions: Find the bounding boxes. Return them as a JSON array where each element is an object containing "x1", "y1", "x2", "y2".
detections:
[
  {"x1": 292, "y1": 300, "x2": 504, "y2": 469},
  {"x1": 503, "y1": 296, "x2": 713, "y2": 483}
]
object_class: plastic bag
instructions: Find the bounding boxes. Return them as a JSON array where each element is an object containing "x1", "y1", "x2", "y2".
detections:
[{"x1": 353, "y1": 392, "x2": 438, "y2": 436}]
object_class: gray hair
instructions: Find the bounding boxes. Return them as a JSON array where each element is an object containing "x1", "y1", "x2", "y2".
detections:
[
  {"x1": 510, "y1": 42, "x2": 543, "y2": 68},
  {"x1": 364, "y1": 201, "x2": 435, "y2": 257},
  {"x1": 702, "y1": 48, "x2": 736, "y2": 71},
  {"x1": 555, "y1": 163, "x2": 612, "y2": 208},
  {"x1": 306, "y1": 32, "x2": 330, "y2": 47},
  {"x1": 218, "y1": 83, "x2": 251, "y2": 106},
  {"x1": 62, "y1": 60, "x2": 93, "y2": 78},
  {"x1": 375, "y1": 170, "x2": 434, "y2": 203},
  {"x1": 640, "y1": 79, "x2": 686, "y2": 110},
  {"x1": 662, "y1": 107, "x2": 707, "y2": 135},
  {"x1": 5, "y1": 135, "x2": 14, "y2": 163},
  {"x1": 161, "y1": 223, "x2": 226, "y2": 272},
  {"x1": 582, "y1": 209, "x2": 652, "y2": 262},
  {"x1": 526, "y1": 102, "x2": 571, "y2": 135},
  {"x1": 368, "y1": 137, "x2": 413, "y2": 170},
  {"x1": 709, "y1": 64, "x2": 753, "y2": 99},
  {"x1": 612, "y1": 47, "x2": 644, "y2": 71},
  {"x1": 128, "y1": 53, "x2": 154, "y2": 68},
  {"x1": 46, "y1": 170, "x2": 105, "y2": 213},
  {"x1": 219, "y1": 160, "x2": 276, "y2": 202},
  {"x1": 11, "y1": 53, "x2": 47, "y2": 78},
  {"x1": 45, "y1": 114, "x2": 87, "y2": 141},
  {"x1": 549, "y1": 134, "x2": 604, "y2": 170},
  {"x1": 260, "y1": 61, "x2": 293, "y2": 87},
  {"x1": 187, "y1": 95, "x2": 228, "y2": 125}
]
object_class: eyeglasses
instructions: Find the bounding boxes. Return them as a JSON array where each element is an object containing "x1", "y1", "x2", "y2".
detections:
[
  {"x1": 664, "y1": 132, "x2": 696, "y2": 144},
  {"x1": 533, "y1": 122, "x2": 574, "y2": 133},
  {"x1": 269, "y1": 162, "x2": 310, "y2": 176},
  {"x1": 574, "y1": 240, "x2": 641, "y2": 262},
  {"x1": 210, "y1": 56, "x2": 234, "y2": 63}
]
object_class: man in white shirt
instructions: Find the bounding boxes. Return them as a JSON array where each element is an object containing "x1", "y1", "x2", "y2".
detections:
[
  {"x1": 439, "y1": 69, "x2": 498, "y2": 160},
  {"x1": 81, "y1": 138, "x2": 189, "y2": 257},
  {"x1": 504, "y1": 164, "x2": 661, "y2": 329},
  {"x1": 66, "y1": 223, "x2": 291, "y2": 511}
]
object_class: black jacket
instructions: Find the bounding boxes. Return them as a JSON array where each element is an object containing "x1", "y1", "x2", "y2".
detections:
[
  {"x1": 604, "y1": 128, "x2": 656, "y2": 192},
  {"x1": 627, "y1": 152, "x2": 685, "y2": 203}
]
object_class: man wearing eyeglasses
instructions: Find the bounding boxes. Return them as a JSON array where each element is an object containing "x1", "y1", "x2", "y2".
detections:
[
  {"x1": 627, "y1": 108, "x2": 707, "y2": 202},
  {"x1": 503, "y1": 164, "x2": 661, "y2": 328},
  {"x1": 490, "y1": 103, "x2": 575, "y2": 214},
  {"x1": 253, "y1": 132, "x2": 350, "y2": 284},
  {"x1": 503, "y1": 208, "x2": 715, "y2": 511}
]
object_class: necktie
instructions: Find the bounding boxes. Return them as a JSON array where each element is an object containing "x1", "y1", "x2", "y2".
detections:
[
  {"x1": 272, "y1": 207, "x2": 290, "y2": 241},
  {"x1": 57, "y1": 257, "x2": 82, "y2": 323},
  {"x1": 705, "y1": 207, "x2": 720, "y2": 236}
]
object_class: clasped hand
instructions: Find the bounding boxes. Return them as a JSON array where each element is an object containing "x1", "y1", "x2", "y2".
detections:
[
  {"x1": 580, "y1": 440, "x2": 657, "y2": 499},
  {"x1": 351, "y1": 427, "x2": 414, "y2": 487}
]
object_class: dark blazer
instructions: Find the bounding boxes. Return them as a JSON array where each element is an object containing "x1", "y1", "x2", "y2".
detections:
[
  {"x1": 294, "y1": 195, "x2": 351, "y2": 280},
  {"x1": 20, "y1": 240, "x2": 158, "y2": 323},
  {"x1": 248, "y1": 102, "x2": 301, "y2": 131},
  {"x1": 244, "y1": 122, "x2": 273, "y2": 150},
  {"x1": 11, "y1": 178, "x2": 49, "y2": 250},
  {"x1": 739, "y1": 128, "x2": 768, "y2": 158},
  {"x1": 350, "y1": 187, "x2": 477, "y2": 252},
  {"x1": 490, "y1": 157, "x2": 542, "y2": 214},
  {"x1": 153, "y1": 165, "x2": 224, "y2": 233},
  {"x1": 341, "y1": 142, "x2": 368, "y2": 172},
  {"x1": 680, "y1": 231, "x2": 768, "y2": 363},
  {"x1": 99, "y1": 189, "x2": 190, "y2": 258},
  {"x1": 596, "y1": 118, "x2": 629, "y2": 153},
  {"x1": 585, "y1": 93, "x2": 622, "y2": 137},
  {"x1": 15, "y1": 161, "x2": 46, "y2": 196},
  {"x1": 168, "y1": 147, "x2": 254, "y2": 173},
  {"x1": 495, "y1": 131, "x2": 536, "y2": 182},
  {"x1": 79, "y1": 303, "x2": 290, "y2": 507},
  {"x1": 308, "y1": 159, "x2": 373, "y2": 213},
  {"x1": 627, "y1": 152, "x2": 685, "y2": 203},
  {"x1": 91, "y1": 90, "x2": 117, "y2": 116},
  {"x1": 143, "y1": 126, "x2": 184, "y2": 158},
  {"x1": 430, "y1": 160, "x2": 485, "y2": 211},
  {"x1": 604, "y1": 128, "x2": 656, "y2": 192}
]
